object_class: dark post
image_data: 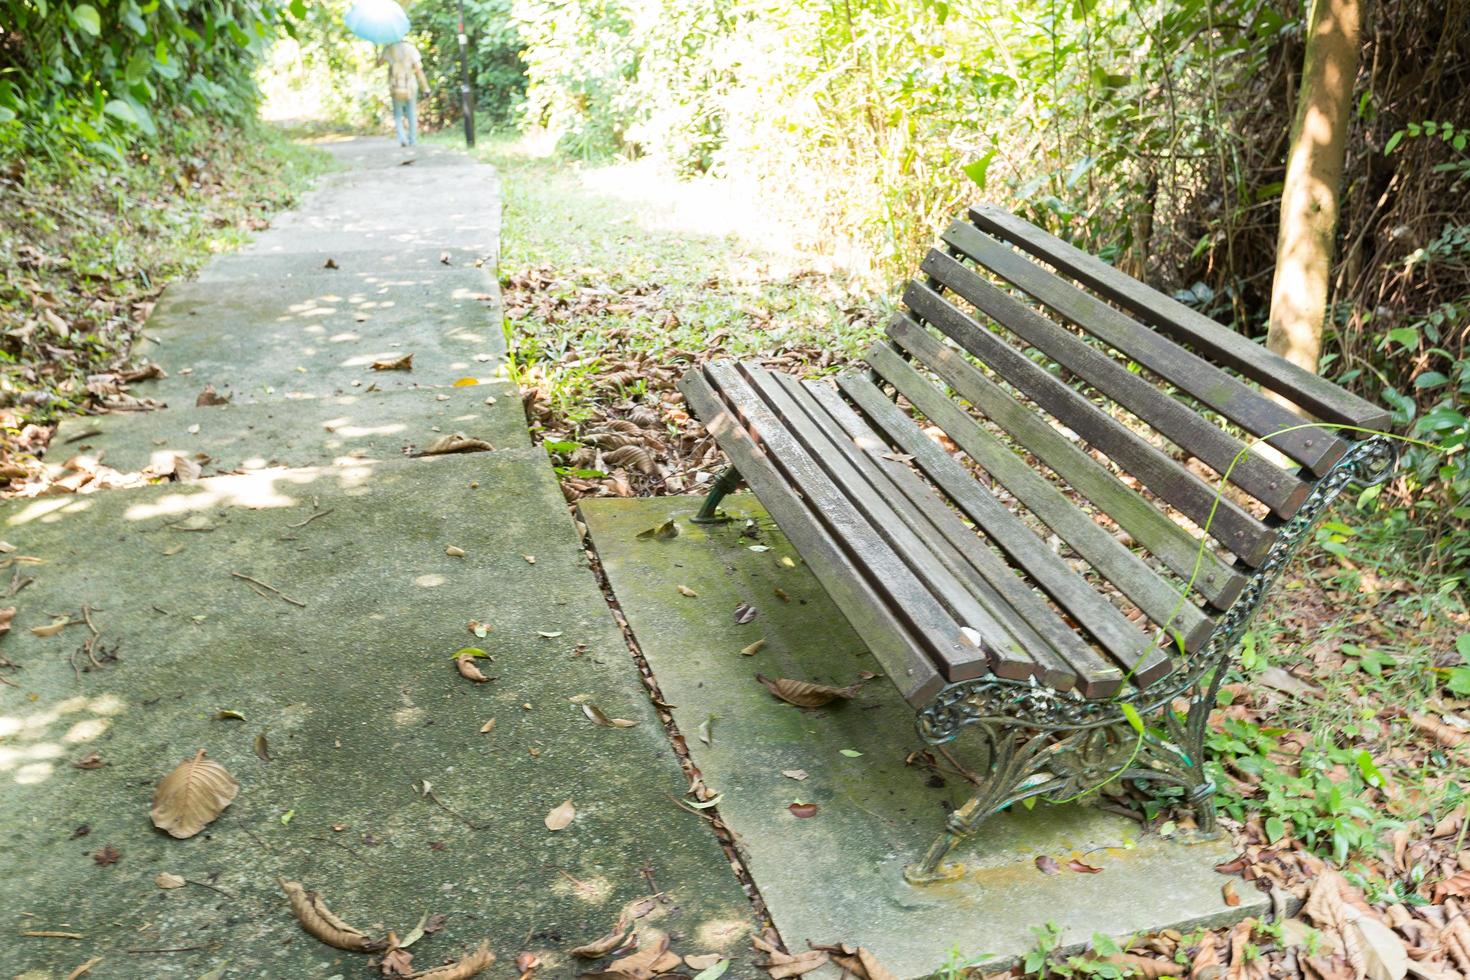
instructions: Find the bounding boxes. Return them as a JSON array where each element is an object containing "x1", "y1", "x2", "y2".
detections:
[{"x1": 456, "y1": 0, "x2": 475, "y2": 147}]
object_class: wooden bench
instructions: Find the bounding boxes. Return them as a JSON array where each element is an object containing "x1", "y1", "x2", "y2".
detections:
[{"x1": 677, "y1": 204, "x2": 1398, "y2": 884}]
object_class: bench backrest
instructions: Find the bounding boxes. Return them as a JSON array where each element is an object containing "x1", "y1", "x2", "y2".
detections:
[{"x1": 848, "y1": 204, "x2": 1389, "y2": 693}]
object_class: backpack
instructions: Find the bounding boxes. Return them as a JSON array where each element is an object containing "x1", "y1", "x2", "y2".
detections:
[{"x1": 387, "y1": 45, "x2": 417, "y2": 101}]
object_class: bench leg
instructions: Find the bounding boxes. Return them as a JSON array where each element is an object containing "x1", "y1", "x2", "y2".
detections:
[
  {"x1": 691, "y1": 466, "x2": 742, "y2": 524},
  {"x1": 905, "y1": 726, "x2": 1059, "y2": 885}
]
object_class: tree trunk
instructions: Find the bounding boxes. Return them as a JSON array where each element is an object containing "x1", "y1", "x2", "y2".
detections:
[{"x1": 1264, "y1": 0, "x2": 1363, "y2": 375}]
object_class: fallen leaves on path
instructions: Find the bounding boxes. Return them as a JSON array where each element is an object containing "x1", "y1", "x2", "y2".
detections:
[
  {"x1": 581, "y1": 702, "x2": 637, "y2": 728},
  {"x1": 279, "y1": 878, "x2": 387, "y2": 953},
  {"x1": 149, "y1": 749, "x2": 239, "y2": 839},
  {"x1": 90, "y1": 844, "x2": 121, "y2": 866},
  {"x1": 810, "y1": 943, "x2": 898, "y2": 980},
  {"x1": 195, "y1": 384, "x2": 230, "y2": 406},
  {"x1": 454, "y1": 648, "x2": 492, "y2": 684},
  {"x1": 154, "y1": 872, "x2": 186, "y2": 889},
  {"x1": 568, "y1": 917, "x2": 633, "y2": 958},
  {"x1": 545, "y1": 799, "x2": 576, "y2": 831},
  {"x1": 418, "y1": 433, "x2": 494, "y2": 456},
  {"x1": 752, "y1": 931, "x2": 828, "y2": 977},
  {"x1": 404, "y1": 941, "x2": 494, "y2": 979},
  {"x1": 582, "y1": 929, "x2": 682, "y2": 979},
  {"x1": 756, "y1": 674, "x2": 864, "y2": 708},
  {"x1": 370, "y1": 353, "x2": 414, "y2": 372}
]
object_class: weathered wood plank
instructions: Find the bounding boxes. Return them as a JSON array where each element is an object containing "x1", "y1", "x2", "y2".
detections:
[
  {"x1": 901, "y1": 285, "x2": 1276, "y2": 566},
  {"x1": 921, "y1": 249, "x2": 1311, "y2": 519},
  {"x1": 846, "y1": 355, "x2": 1171, "y2": 684},
  {"x1": 942, "y1": 220, "x2": 1350, "y2": 474},
  {"x1": 825, "y1": 377, "x2": 1153, "y2": 694},
  {"x1": 876, "y1": 316, "x2": 1249, "y2": 608},
  {"x1": 968, "y1": 203, "x2": 1391, "y2": 431},
  {"x1": 848, "y1": 350, "x2": 1215, "y2": 653},
  {"x1": 700, "y1": 360, "x2": 996, "y2": 681},
  {"x1": 728, "y1": 361, "x2": 1019, "y2": 682},
  {"x1": 677, "y1": 369, "x2": 946, "y2": 705},
  {"x1": 773, "y1": 371, "x2": 1100, "y2": 693}
]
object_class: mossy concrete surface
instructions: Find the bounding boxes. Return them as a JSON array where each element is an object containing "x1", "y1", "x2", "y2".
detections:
[
  {"x1": 51, "y1": 382, "x2": 527, "y2": 476},
  {"x1": 119, "y1": 271, "x2": 506, "y2": 406},
  {"x1": 580, "y1": 493, "x2": 1267, "y2": 979},
  {"x1": 0, "y1": 453, "x2": 756, "y2": 978}
]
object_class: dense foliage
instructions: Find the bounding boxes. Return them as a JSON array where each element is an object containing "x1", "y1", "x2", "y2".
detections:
[
  {"x1": 505, "y1": 0, "x2": 1469, "y2": 572},
  {"x1": 0, "y1": 0, "x2": 307, "y2": 159},
  {"x1": 261, "y1": 0, "x2": 525, "y2": 130}
]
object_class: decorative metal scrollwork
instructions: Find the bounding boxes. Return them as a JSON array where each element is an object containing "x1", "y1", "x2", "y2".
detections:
[
  {"x1": 915, "y1": 436, "x2": 1398, "y2": 745},
  {"x1": 904, "y1": 435, "x2": 1397, "y2": 884}
]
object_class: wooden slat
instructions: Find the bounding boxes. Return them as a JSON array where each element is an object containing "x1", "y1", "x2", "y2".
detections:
[
  {"x1": 699, "y1": 360, "x2": 995, "y2": 682},
  {"x1": 901, "y1": 286, "x2": 1276, "y2": 566},
  {"x1": 725, "y1": 361, "x2": 1024, "y2": 683},
  {"x1": 922, "y1": 249, "x2": 1311, "y2": 519},
  {"x1": 841, "y1": 358, "x2": 1170, "y2": 684},
  {"x1": 968, "y1": 203, "x2": 1391, "y2": 431},
  {"x1": 770, "y1": 371, "x2": 1105, "y2": 693},
  {"x1": 875, "y1": 319, "x2": 1249, "y2": 608},
  {"x1": 849, "y1": 352, "x2": 1215, "y2": 653},
  {"x1": 941, "y1": 220, "x2": 1350, "y2": 474},
  {"x1": 799, "y1": 378, "x2": 1125, "y2": 693},
  {"x1": 678, "y1": 369, "x2": 945, "y2": 705}
]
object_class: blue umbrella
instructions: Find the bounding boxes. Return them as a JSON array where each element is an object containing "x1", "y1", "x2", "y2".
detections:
[{"x1": 344, "y1": 0, "x2": 410, "y2": 45}]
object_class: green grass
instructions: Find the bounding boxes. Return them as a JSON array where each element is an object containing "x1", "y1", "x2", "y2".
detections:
[
  {"x1": 440, "y1": 130, "x2": 888, "y2": 429},
  {"x1": 0, "y1": 119, "x2": 334, "y2": 457},
  {"x1": 1209, "y1": 515, "x2": 1468, "y2": 873}
]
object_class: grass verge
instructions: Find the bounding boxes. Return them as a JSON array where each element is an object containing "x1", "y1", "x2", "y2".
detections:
[{"x1": 0, "y1": 119, "x2": 332, "y2": 487}]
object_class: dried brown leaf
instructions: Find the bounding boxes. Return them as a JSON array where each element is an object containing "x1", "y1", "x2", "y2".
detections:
[
  {"x1": 406, "y1": 940, "x2": 495, "y2": 979},
  {"x1": 278, "y1": 878, "x2": 386, "y2": 952},
  {"x1": 1433, "y1": 869, "x2": 1470, "y2": 903},
  {"x1": 149, "y1": 749, "x2": 239, "y2": 839},
  {"x1": 1410, "y1": 714, "x2": 1466, "y2": 749},
  {"x1": 154, "y1": 872, "x2": 186, "y2": 889},
  {"x1": 581, "y1": 703, "x2": 637, "y2": 728},
  {"x1": 1094, "y1": 954, "x2": 1184, "y2": 979},
  {"x1": 677, "y1": 584, "x2": 698, "y2": 598},
  {"x1": 420, "y1": 433, "x2": 495, "y2": 456},
  {"x1": 568, "y1": 917, "x2": 633, "y2": 958},
  {"x1": 740, "y1": 639, "x2": 766, "y2": 656},
  {"x1": 755, "y1": 674, "x2": 863, "y2": 708},
  {"x1": 1036, "y1": 855, "x2": 1061, "y2": 875},
  {"x1": 456, "y1": 655, "x2": 491, "y2": 684},
  {"x1": 545, "y1": 799, "x2": 575, "y2": 831},
  {"x1": 603, "y1": 445, "x2": 657, "y2": 475},
  {"x1": 371, "y1": 353, "x2": 414, "y2": 371},
  {"x1": 196, "y1": 385, "x2": 230, "y2": 406}
]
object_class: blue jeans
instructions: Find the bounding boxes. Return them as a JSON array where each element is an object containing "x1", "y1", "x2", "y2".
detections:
[{"x1": 392, "y1": 96, "x2": 418, "y2": 146}]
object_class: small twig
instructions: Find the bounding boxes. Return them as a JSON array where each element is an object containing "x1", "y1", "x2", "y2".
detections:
[
  {"x1": 286, "y1": 508, "x2": 333, "y2": 529},
  {"x1": 421, "y1": 785, "x2": 488, "y2": 830},
  {"x1": 63, "y1": 428, "x2": 103, "y2": 444},
  {"x1": 937, "y1": 744, "x2": 983, "y2": 786},
  {"x1": 184, "y1": 878, "x2": 235, "y2": 898},
  {"x1": 229, "y1": 572, "x2": 306, "y2": 608},
  {"x1": 22, "y1": 930, "x2": 85, "y2": 939},
  {"x1": 241, "y1": 828, "x2": 273, "y2": 852},
  {"x1": 309, "y1": 835, "x2": 362, "y2": 859},
  {"x1": 0, "y1": 675, "x2": 18, "y2": 687},
  {"x1": 127, "y1": 946, "x2": 203, "y2": 954},
  {"x1": 6, "y1": 568, "x2": 33, "y2": 596},
  {"x1": 66, "y1": 955, "x2": 104, "y2": 979}
]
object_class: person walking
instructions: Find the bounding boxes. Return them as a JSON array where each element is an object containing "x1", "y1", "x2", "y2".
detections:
[{"x1": 380, "y1": 40, "x2": 431, "y2": 147}]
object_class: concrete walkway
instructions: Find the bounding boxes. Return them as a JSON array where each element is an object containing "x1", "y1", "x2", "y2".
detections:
[{"x1": 2, "y1": 138, "x2": 754, "y2": 978}]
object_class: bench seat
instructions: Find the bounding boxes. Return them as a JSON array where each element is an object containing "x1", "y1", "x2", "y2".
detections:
[{"x1": 676, "y1": 203, "x2": 1398, "y2": 883}]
